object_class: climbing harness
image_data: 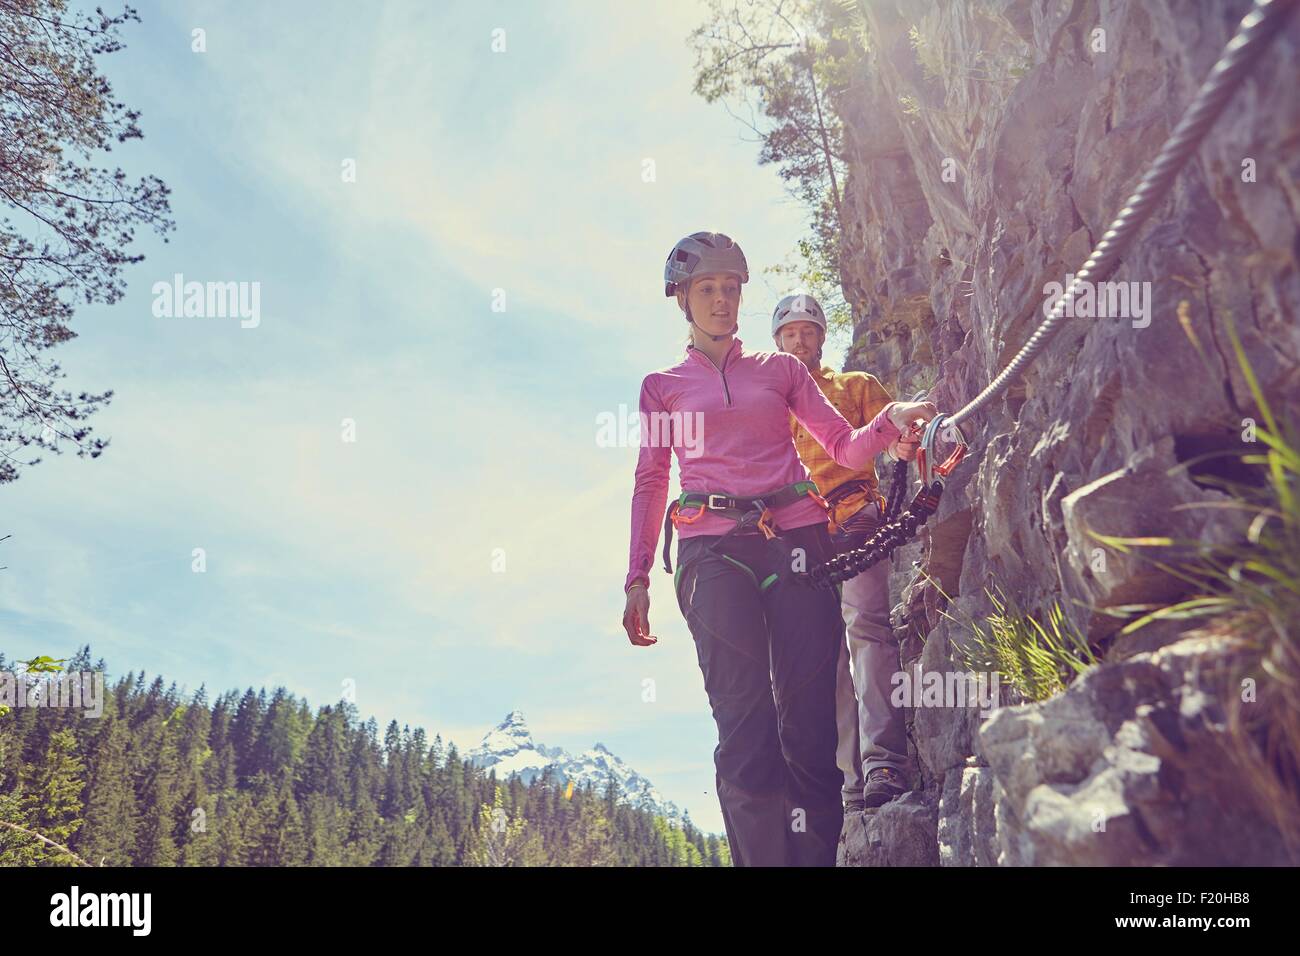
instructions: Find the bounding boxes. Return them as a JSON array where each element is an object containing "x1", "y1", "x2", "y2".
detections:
[
  {"x1": 661, "y1": 479, "x2": 826, "y2": 575},
  {"x1": 798, "y1": 0, "x2": 1295, "y2": 587},
  {"x1": 824, "y1": 475, "x2": 888, "y2": 546}
]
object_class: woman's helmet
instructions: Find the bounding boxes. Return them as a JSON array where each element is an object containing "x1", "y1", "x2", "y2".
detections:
[
  {"x1": 771, "y1": 291, "x2": 827, "y2": 340},
  {"x1": 663, "y1": 231, "x2": 749, "y2": 297}
]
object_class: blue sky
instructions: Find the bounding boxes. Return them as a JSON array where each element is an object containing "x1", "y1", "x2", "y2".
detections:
[{"x1": 0, "y1": 0, "x2": 849, "y2": 833}]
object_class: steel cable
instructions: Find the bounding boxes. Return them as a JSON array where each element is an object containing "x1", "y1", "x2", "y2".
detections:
[{"x1": 948, "y1": 0, "x2": 1297, "y2": 429}]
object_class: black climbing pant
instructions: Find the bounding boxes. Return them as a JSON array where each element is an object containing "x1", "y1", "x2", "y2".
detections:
[{"x1": 673, "y1": 522, "x2": 845, "y2": 867}]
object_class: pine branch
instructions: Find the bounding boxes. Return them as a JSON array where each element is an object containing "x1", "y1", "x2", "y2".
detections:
[{"x1": 0, "y1": 818, "x2": 94, "y2": 866}]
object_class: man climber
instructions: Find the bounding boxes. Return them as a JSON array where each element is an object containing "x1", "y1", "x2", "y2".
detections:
[{"x1": 773, "y1": 292, "x2": 918, "y2": 811}]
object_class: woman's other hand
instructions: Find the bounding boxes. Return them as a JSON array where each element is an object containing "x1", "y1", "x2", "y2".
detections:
[
  {"x1": 623, "y1": 584, "x2": 657, "y2": 646},
  {"x1": 890, "y1": 432, "x2": 920, "y2": 461}
]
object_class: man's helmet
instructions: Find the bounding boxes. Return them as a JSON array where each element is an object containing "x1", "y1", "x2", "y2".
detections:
[
  {"x1": 771, "y1": 292, "x2": 827, "y2": 340},
  {"x1": 663, "y1": 231, "x2": 749, "y2": 297}
]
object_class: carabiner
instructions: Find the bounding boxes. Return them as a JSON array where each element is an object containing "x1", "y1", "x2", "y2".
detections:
[{"x1": 917, "y1": 413, "x2": 968, "y2": 487}]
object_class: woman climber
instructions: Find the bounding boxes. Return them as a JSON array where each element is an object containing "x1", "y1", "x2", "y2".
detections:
[{"x1": 619, "y1": 230, "x2": 935, "y2": 866}]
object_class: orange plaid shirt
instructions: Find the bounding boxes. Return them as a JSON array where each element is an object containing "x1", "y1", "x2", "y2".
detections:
[{"x1": 790, "y1": 365, "x2": 894, "y2": 523}]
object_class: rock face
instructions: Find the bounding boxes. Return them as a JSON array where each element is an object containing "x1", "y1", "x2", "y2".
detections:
[
  {"x1": 831, "y1": 0, "x2": 1300, "y2": 865},
  {"x1": 976, "y1": 632, "x2": 1291, "y2": 865}
]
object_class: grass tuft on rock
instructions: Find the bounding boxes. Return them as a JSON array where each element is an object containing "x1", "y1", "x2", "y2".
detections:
[
  {"x1": 1086, "y1": 316, "x2": 1300, "y2": 853},
  {"x1": 947, "y1": 586, "x2": 1099, "y2": 703}
]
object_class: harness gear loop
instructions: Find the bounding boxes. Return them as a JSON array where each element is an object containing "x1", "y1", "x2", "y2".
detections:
[{"x1": 669, "y1": 500, "x2": 707, "y2": 526}]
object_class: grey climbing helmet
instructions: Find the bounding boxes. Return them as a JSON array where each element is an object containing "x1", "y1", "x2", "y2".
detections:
[
  {"x1": 663, "y1": 231, "x2": 749, "y2": 297},
  {"x1": 771, "y1": 291, "x2": 827, "y2": 339}
]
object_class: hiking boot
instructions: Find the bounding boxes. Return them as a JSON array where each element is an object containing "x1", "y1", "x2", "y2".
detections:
[
  {"x1": 844, "y1": 797, "x2": 866, "y2": 813},
  {"x1": 862, "y1": 767, "x2": 907, "y2": 809}
]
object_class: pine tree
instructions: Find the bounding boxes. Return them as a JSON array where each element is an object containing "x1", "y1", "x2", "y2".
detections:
[
  {"x1": 133, "y1": 749, "x2": 179, "y2": 865},
  {"x1": 16, "y1": 729, "x2": 86, "y2": 865},
  {"x1": 229, "y1": 688, "x2": 265, "y2": 782},
  {"x1": 213, "y1": 791, "x2": 255, "y2": 866},
  {"x1": 301, "y1": 791, "x2": 344, "y2": 866},
  {"x1": 249, "y1": 782, "x2": 307, "y2": 866},
  {"x1": 253, "y1": 688, "x2": 302, "y2": 785},
  {"x1": 73, "y1": 713, "x2": 136, "y2": 866},
  {"x1": 299, "y1": 705, "x2": 347, "y2": 803},
  {"x1": 0, "y1": 1, "x2": 174, "y2": 483}
]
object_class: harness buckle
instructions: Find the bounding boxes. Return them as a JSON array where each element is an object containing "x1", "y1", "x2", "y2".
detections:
[{"x1": 707, "y1": 493, "x2": 728, "y2": 510}]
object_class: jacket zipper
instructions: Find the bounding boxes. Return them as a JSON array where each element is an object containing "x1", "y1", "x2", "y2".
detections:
[{"x1": 696, "y1": 345, "x2": 733, "y2": 407}]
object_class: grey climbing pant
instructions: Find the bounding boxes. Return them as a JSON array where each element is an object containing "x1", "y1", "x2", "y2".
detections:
[
  {"x1": 832, "y1": 503, "x2": 911, "y2": 804},
  {"x1": 673, "y1": 522, "x2": 844, "y2": 867}
]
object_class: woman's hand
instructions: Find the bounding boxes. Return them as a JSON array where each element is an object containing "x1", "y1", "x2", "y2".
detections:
[
  {"x1": 886, "y1": 400, "x2": 937, "y2": 462},
  {"x1": 623, "y1": 584, "x2": 657, "y2": 646},
  {"x1": 887, "y1": 400, "x2": 938, "y2": 432}
]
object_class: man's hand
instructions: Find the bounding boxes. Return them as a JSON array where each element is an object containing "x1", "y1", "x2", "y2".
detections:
[{"x1": 622, "y1": 584, "x2": 657, "y2": 646}]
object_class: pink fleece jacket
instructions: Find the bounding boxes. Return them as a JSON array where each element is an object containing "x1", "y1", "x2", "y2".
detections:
[{"x1": 625, "y1": 337, "x2": 901, "y2": 592}]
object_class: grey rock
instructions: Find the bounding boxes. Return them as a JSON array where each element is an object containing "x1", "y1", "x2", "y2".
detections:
[
  {"x1": 910, "y1": 620, "x2": 991, "y2": 781},
  {"x1": 838, "y1": 792, "x2": 940, "y2": 867},
  {"x1": 978, "y1": 634, "x2": 1296, "y2": 865},
  {"x1": 1059, "y1": 437, "x2": 1240, "y2": 639},
  {"x1": 939, "y1": 765, "x2": 1000, "y2": 866}
]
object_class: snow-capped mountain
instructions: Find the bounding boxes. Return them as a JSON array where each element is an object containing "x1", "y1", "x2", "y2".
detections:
[{"x1": 467, "y1": 711, "x2": 681, "y2": 820}]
